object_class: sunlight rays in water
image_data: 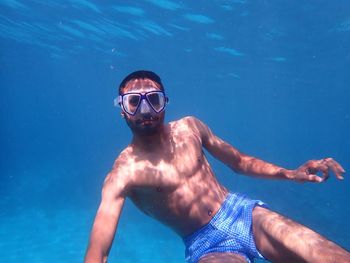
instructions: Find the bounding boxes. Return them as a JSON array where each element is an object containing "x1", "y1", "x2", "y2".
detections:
[{"x1": 0, "y1": 1, "x2": 250, "y2": 59}]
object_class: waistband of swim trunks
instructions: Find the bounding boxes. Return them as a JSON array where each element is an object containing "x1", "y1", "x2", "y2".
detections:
[{"x1": 183, "y1": 192, "x2": 241, "y2": 244}]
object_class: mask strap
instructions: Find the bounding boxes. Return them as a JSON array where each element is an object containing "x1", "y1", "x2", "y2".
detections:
[{"x1": 114, "y1": 96, "x2": 122, "y2": 107}]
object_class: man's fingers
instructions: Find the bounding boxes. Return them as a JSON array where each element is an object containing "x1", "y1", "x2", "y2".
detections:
[
  {"x1": 321, "y1": 169, "x2": 329, "y2": 182},
  {"x1": 329, "y1": 158, "x2": 346, "y2": 175},
  {"x1": 299, "y1": 158, "x2": 345, "y2": 182},
  {"x1": 306, "y1": 162, "x2": 329, "y2": 182},
  {"x1": 323, "y1": 158, "x2": 345, "y2": 180},
  {"x1": 309, "y1": 167, "x2": 328, "y2": 183},
  {"x1": 307, "y1": 173, "x2": 323, "y2": 183}
]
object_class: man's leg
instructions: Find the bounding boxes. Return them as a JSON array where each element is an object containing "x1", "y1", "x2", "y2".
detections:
[
  {"x1": 252, "y1": 206, "x2": 350, "y2": 263},
  {"x1": 198, "y1": 252, "x2": 247, "y2": 263}
]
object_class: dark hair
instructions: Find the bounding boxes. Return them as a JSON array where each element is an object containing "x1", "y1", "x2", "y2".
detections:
[{"x1": 119, "y1": 70, "x2": 164, "y2": 95}]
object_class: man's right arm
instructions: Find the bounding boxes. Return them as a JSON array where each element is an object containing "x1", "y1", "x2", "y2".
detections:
[{"x1": 84, "y1": 170, "x2": 128, "y2": 263}]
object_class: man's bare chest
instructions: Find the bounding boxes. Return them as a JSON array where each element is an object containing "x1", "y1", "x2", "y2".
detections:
[{"x1": 129, "y1": 130, "x2": 205, "y2": 189}]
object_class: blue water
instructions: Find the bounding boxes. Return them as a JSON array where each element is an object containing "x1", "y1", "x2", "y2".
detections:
[{"x1": 1, "y1": 1, "x2": 350, "y2": 262}]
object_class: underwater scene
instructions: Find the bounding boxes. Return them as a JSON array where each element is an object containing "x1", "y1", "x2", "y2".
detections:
[{"x1": 1, "y1": 0, "x2": 350, "y2": 262}]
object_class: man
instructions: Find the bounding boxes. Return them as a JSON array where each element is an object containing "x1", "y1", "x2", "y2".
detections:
[{"x1": 84, "y1": 70, "x2": 350, "y2": 263}]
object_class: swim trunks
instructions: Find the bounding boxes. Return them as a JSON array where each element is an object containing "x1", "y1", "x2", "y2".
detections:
[{"x1": 183, "y1": 193, "x2": 267, "y2": 263}]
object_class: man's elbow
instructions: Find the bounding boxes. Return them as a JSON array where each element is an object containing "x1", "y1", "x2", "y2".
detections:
[
  {"x1": 226, "y1": 151, "x2": 244, "y2": 173},
  {"x1": 227, "y1": 162, "x2": 242, "y2": 174}
]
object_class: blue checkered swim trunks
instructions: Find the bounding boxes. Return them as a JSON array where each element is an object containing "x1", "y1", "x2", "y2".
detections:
[{"x1": 183, "y1": 193, "x2": 267, "y2": 263}]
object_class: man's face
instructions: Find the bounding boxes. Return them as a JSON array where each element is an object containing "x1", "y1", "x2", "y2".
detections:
[{"x1": 120, "y1": 78, "x2": 166, "y2": 136}]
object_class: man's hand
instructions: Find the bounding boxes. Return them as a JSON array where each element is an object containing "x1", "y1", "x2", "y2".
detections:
[{"x1": 291, "y1": 158, "x2": 345, "y2": 183}]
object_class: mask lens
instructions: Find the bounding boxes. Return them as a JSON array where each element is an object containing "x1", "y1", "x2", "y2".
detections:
[
  {"x1": 123, "y1": 94, "x2": 141, "y2": 114},
  {"x1": 147, "y1": 92, "x2": 165, "y2": 112}
]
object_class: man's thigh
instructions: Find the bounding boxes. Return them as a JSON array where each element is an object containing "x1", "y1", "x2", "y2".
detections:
[
  {"x1": 252, "y1": 206, "x2": 350, "y2": 263},
  {"x1": 198, "y1": 252, "x2": 247, "y2": 263}
]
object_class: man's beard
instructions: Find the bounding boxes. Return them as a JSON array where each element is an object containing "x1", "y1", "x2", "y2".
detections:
[{"x1": 126, "y1": 114, "x2": 164, "y2": 136}]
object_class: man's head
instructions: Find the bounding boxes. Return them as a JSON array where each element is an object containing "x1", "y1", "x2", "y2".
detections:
[
  {"x1": 117, "y1": 70, "x2": 168, "y2": 136},
  {"x1": 119, "y1": 70, "x2": 164, "y2": 95}
]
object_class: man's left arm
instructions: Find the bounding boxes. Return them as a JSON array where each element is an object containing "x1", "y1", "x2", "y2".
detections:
[{"x1": 188, "y1": 116, "x2": 345, "y2": 183}]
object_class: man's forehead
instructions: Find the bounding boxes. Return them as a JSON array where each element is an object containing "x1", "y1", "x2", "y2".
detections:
[{"x1": 123, "y1": 78, "x2": 161, "y2": 91}]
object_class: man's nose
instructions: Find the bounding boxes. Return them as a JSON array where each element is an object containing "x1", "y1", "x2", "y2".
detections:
[{"x1": 139, "y1": 99, "x2": 151, "y2": 114}]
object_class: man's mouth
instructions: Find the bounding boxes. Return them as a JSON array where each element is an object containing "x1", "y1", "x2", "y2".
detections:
[
  {"x1": 137, "y1": 117, "x2": 158, "y2": 125},
  {"x1": 141, "y1": 120, "x2": 153, "y2": 125}
]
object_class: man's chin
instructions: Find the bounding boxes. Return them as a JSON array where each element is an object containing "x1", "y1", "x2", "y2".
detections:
[
  {"x1": 133, "y1": 123, "x2": 161, "y2": 136},
  {"x1": 126, "y1": 113, "x2": 165, "y2": 136}
]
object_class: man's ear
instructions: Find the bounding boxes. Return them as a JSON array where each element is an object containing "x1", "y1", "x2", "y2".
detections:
[{"x1": 121, "y1": 112, "x2": 125, "y2": 118}]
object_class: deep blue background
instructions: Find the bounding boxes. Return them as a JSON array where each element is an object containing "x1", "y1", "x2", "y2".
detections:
[{"x1": 1, "y1": 1, "x2": 349, "y2": 262}]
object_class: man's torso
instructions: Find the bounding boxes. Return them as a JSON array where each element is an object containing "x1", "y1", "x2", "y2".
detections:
[{"x1": 116, "y1": 117, "x2": 228, "y2": 237}]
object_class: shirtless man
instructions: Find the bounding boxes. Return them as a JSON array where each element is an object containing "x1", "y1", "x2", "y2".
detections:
[{"x1": 84, "y1": 70, "x2": 350, "y2": 263}]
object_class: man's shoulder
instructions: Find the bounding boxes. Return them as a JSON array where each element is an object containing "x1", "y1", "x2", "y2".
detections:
[
  {"x1": 169, "y1": 116, "x2": 208, "y2": 140},
  {"x1": 113, "y1": 146, "x2": 134, "y2": 169},
  {"x1": 105, "y1": 148, "x2": 134, "y2": 189},
  {"x1": 172, "y1": 115, "x2": 203, "y2": 126}
]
